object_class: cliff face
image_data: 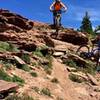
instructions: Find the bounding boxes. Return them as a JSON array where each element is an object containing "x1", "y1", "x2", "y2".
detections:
[{"x1": 0, "y1": 9, "x2": 100, "y2": 100}]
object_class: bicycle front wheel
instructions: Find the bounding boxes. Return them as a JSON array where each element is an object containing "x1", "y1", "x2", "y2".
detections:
[{"x1": 76, "y1": 45, "x2": 90, "y2": 58}]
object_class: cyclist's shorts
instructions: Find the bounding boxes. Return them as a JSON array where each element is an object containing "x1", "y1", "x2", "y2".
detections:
[{"x1": 53, "y1": 10, "x2": 61, "y2": 16}]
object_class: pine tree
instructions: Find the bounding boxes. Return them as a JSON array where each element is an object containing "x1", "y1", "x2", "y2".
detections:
[{"x1": 80, "y1": 12, "x2": 93, "y2": 34}]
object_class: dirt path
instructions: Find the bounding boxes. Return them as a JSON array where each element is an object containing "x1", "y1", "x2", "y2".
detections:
[{"x1": 51, "y1": 58, "x2": 80, "y2": 100}]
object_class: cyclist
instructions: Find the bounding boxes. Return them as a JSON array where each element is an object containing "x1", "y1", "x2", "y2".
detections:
[
  {"x1": 92, "y1": 30, "x2": 100, "y2": 72},
  {"x1": 50, "y1": 0, "x2": 67, "y2": 26}
]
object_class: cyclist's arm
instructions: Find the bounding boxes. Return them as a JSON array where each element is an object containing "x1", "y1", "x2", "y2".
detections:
[
  {"x1": 60, "y1": 2, "x2": 68, "y2": 11},
  {"x1": 50, "y1": 2, "x2": 55, "y2": 11}
]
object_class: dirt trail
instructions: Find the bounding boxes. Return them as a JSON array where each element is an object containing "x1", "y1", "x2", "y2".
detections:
[{"x1": 51, "y1": 58, "x2": 80, "y2": 100}]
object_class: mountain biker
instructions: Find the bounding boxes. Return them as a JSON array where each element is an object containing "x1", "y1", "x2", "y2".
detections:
[
  {"x1": 92, "y1": 30, "x2": 100, "y2": 48},
  {"x1": 50, "y1": 0, "x2": 67, "y2": 26},
  {"x1": 92, "y1": 30, "x2": 100, "y2": 72}
]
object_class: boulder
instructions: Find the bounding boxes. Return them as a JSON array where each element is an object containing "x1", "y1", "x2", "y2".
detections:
[
  {"x1": 36, "y1": 34, "x2": 55, "y2": 47},
  {"x1": 53, "y1": 52, "x2": 64, "y2": 57},
  {"x1": 0, "y1": 9, "x2": 33, "y2": 30},
  {"x1": 70, "y1": 72, "x2": 88, "y2": 81},
  {"x1": 0, "y1": 80, "x2": 18, "y2": 94},
  {"x1": 67, "y1": 66, "x2": 77, "y2": 72},
  {"x1": 57, "y1": 29, "x2": 88, "y2": 45}
]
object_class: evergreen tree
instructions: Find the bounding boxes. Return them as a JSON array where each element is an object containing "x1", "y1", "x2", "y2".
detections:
[{"x1": 80, "y1": 12, "x2": 93, "y2": 34}]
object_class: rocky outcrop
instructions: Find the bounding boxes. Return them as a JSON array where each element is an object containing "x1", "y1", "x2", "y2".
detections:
[
  {"x1": 0, "y1": 80, "x2": 18, "y2": 94},
  {"x1": 0, "y1": 9, "x2": 33, "y2": 31},
  {"x1": 57, "y1": 29, "x2": 88, "y2": 45}
]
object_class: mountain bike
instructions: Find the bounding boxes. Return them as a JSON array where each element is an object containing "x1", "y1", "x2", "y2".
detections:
[
  {"x1": 76, "y1": 44, "x2": 100, "y2": 71},
  {"x1": 50, "y1": 10, "x2": 65, "y2": 38}
]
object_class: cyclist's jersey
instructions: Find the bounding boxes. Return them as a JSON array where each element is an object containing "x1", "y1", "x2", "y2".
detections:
[{"x1": 54, "y1": 2, "x2": 62, "y2": 11}]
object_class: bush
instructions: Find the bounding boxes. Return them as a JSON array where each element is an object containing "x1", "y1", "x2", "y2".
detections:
[
  {"x1": 21, "y1": 54, "x2": 30, "y2": 64},
  {"x1": 12, "y1": 75, "x2": 25, "y2": 85},
  {"x1": 69, "y1": 74, "x2": 83, "y2": 83},
  {"x1": 30, "y1": 72, "x2": 38, "y2": 77},
  {"x1": 0, "y1": 69, "x2": 12, "y2": 81},
  {"x1": 41, "y1": 88, "x2": 51, "y2": 97},
  {"x1": 65, "y1": 59, "x2": 96, "y2": 75},
  {"x1": 0, "y1": 41, "x2": 19, "y2": 52},
  {"x1": 51, "y1": 78, "x2": 59, "y2": 83},
  {"x1": 4, "y1": 63, "x2": 13, "y2": 70},
  {"x1": 64, "y1": 59, "x2": 78, "y2": 68},
  {"x1": 20, "y1": 64, "x2": 31, "y2": 72},
  {"x1": 8, "y1": 43, "x2": 19, "y2": 52},
  {"x1": 33, "y1": 48, "x2": 44, "y2": 57},
  {"x1": 0, "y1": 41, "x2": 9, "y2": 52},
  {"x1": 43, "y1": 55, "x2": 53, "y2": 75}
]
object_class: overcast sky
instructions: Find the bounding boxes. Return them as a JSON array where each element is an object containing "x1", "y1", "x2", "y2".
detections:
[{"x1": 0, "y1": 0, "x2": 100, "y2": 29}]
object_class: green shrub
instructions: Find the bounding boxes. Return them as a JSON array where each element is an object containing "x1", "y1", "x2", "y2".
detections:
[
  {"x1": 76, "y1": 60, "x2": 96, "y2": 75},
  {"x1": 30, "y1": 72, "x2": 38, "y2": 77},
  {"x1": 65, "y1": 59, "x2": 78, "y2": 68},
  {"x1": 20, "y1": 64, "x2": 31, "y2": 72},
  {"x1": 12, "y1": 75, "x2": 25, "y2": 85},
  {"x1": 0, "y1": 69, "x2": 12, "y2": 81},
  {"x1": 84, "y1": 61, "x2": 96, "y2": 75},
  {"x1": 69, "y1": 74, "x2": 83, "y2": 83},
  {"x1": 0, "y1": 41, "x2": 9, "y2": 52},
  {"x1": 43, "y1": 55, "x2": 53, "y2": 75},
  {"x1": 33, "y1": 48, "x2": 44, "y2": 57},
  {"x1": 0, "y1": 41, "x2": 19, "y2": 52},
  {"x1": 4, "y1": 63, "x2": 12, "y2": 70},
  {"x1": 21, "y1": 54, "x2": 30, "y2": 64},
  {"x1": 41, "y1": 88, "x2": 51, "y2": 97},
  {"x1": 7, "y1": 43, "x2": 19, "y2": 52},
  {"x1": 51, "y1": 78, "x2": 59, "y2": 83},
  {"x1": 65, "y1": 59, "x2": 96, "y2": 75}
]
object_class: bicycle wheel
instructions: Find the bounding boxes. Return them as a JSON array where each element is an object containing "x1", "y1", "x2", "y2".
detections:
[
  {"x1": 76, "y1": 45, "x2": 90, "y2": 58},
  {"x1": 0, "y1": 94, "x2": 4, "y2": 99}
]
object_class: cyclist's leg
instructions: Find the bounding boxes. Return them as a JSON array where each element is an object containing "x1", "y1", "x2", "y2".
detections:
[
  {"x1": 53, "y1": 11, "x2": 56, "y2": 26},
  {"x1": 58, "y1": 10, "x2": 62, "y2": 26},
  {"x1": 96, "y1": 49, "x2": 100, "y2": 72},
  {"x1": 93, "y1": 48, "x2": 100, "y2": 72}
]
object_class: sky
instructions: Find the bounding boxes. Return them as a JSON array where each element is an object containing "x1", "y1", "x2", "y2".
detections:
[{"x1": 0, "y1": 0, "x2": 100, "y2": 29}]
